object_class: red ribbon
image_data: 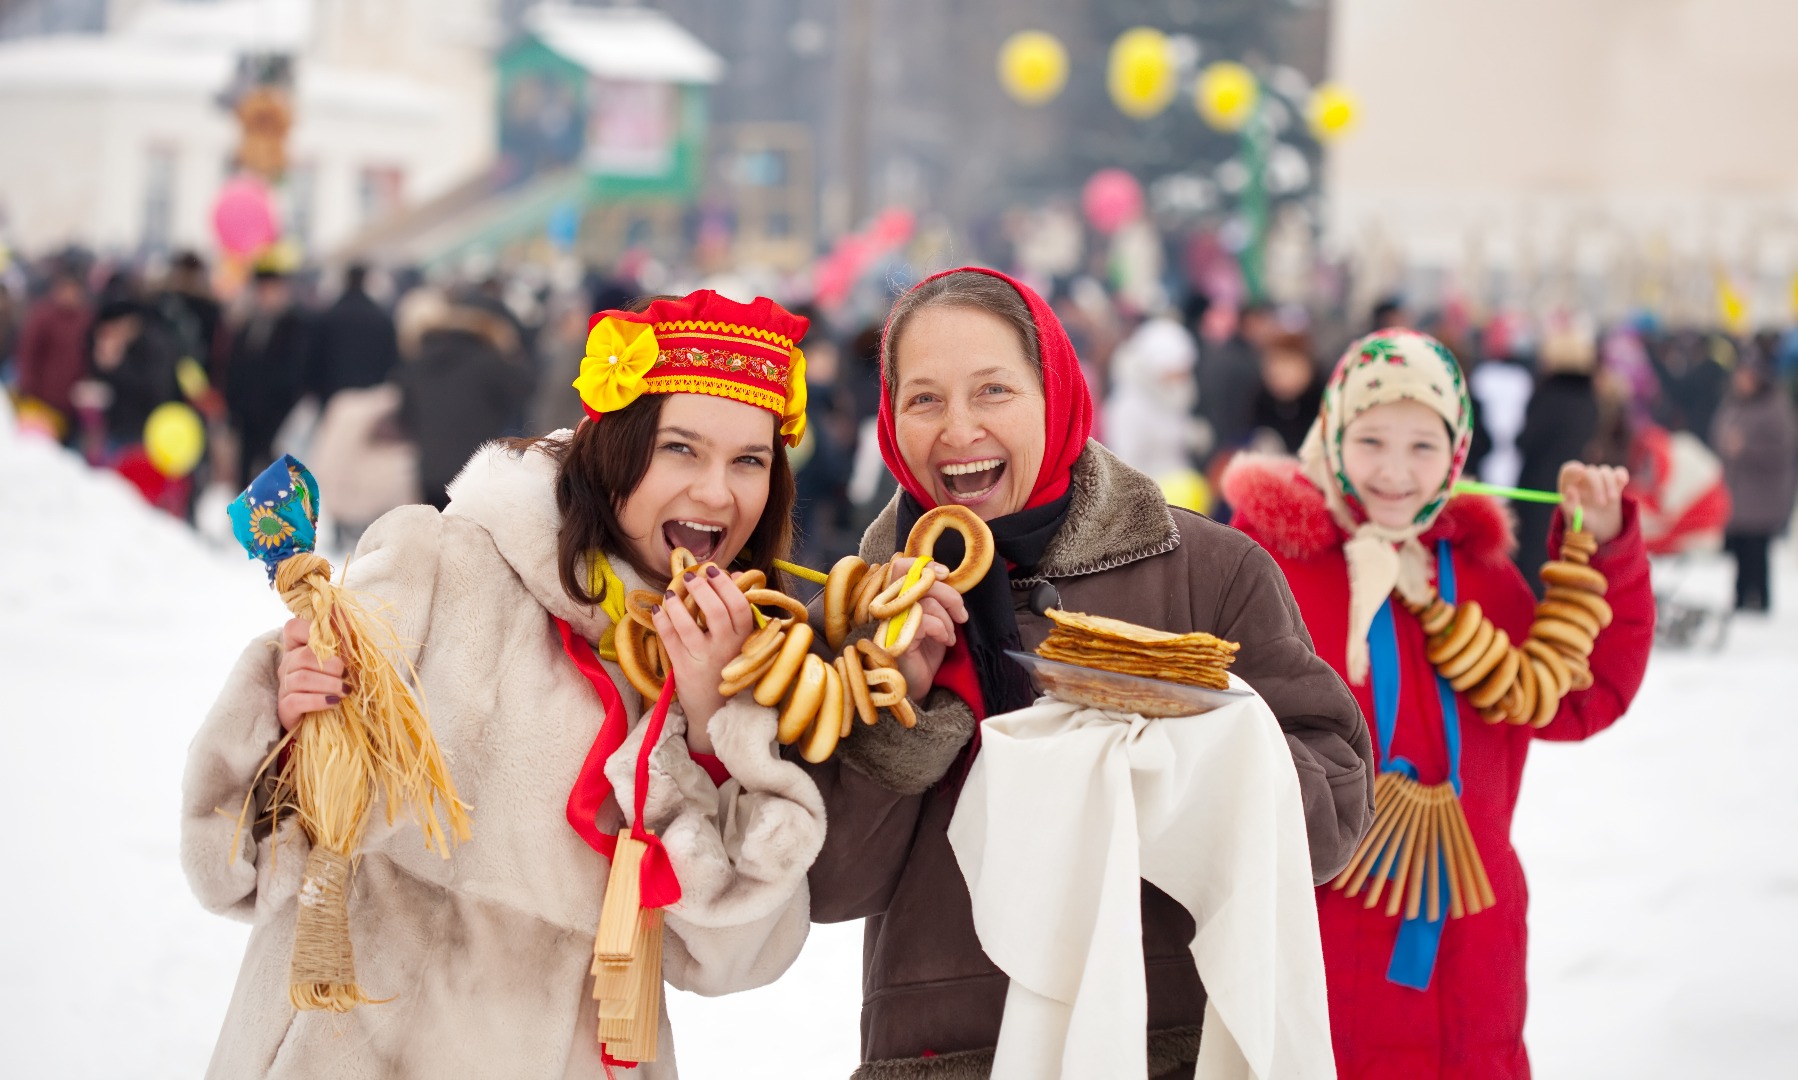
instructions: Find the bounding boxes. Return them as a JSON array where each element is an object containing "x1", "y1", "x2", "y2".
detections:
[{"x1": 554, "y1": 616, "x2": 683, "y2": 909}]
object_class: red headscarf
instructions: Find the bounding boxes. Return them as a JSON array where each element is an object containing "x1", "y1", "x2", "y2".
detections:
[{"x1": 877, "y1": 267, "x2": 1095, "y2": 511}]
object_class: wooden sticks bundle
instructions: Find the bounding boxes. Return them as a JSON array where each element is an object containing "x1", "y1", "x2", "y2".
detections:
[
  {"x1": 592, "y1": 835, "x2": 663, "y2": 1062},
  {"x1": 1330, "y1": 772, "x2": 1496, "y2": 922}
]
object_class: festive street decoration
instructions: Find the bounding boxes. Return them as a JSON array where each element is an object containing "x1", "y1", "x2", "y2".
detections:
[
  {"x1": 998, "y1": 30, "x2": 1069, "y2": 106},
  {"x1": 143, "y1": 402, "x2": 204, "y2": 479},
  {"x1": 1307, "y1": 82, "x2": 1359, "y2": 141},
  {"x1": 1196, "y1": 60, "x2": 1258, "y2": 132},
  {"x1": 1107, "y1": 27, "x2": 1177, "y2": 119}
]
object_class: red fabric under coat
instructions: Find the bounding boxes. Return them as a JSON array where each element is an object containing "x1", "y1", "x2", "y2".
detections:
[{"x1": 1223, "y1": 455, "x2": 1655, "y2": 1080}]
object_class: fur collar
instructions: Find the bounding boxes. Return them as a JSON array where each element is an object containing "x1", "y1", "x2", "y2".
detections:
[
  {"x1": 859, "y1": 440, "x2": 1178, "y2": 583},
  {"x1": 1221, "y1": 452, "x2": 1515, "y2": 563},
  {"x1": 442, "y1": 434, "x2": 647, "y2": 641}
]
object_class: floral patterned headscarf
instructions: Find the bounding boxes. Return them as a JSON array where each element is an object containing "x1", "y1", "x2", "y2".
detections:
[{"x1": 1297, "y1": 329, "x2": 1474, "y2": 683}]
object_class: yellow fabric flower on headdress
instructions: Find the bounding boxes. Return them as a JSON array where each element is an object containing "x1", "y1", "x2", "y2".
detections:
[
  {"x1": 574, "y1": 317, "x2": 659, "y2": 416},
  {"x1": 780, "y1": 345, "x2": 808, "y2": 447}
]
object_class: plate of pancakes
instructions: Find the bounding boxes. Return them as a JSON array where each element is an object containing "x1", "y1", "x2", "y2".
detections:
[{"x1": 1008, "y1": 609, "x2": 1253, "y2": 718}]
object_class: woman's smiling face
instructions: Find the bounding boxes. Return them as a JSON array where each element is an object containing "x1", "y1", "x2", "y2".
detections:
[
  {"x1": 616, "y1": 393, "x2": 776, "y2": 576},
  {"x1": 892, "y1": 304, "x2": 1047, "y2": 520},
  {"x1": 1339, "y1": 399, "x2": 1455, "y2": 529}
]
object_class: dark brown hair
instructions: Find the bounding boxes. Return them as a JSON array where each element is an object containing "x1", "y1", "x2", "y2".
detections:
[{"x1": 881, "y1": 270, "x2": 1041, "y2": 400}]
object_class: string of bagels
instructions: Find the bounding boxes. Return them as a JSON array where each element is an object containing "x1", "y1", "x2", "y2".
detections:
[{"x1": 613, "y1": 504, "x2": 995, "y2": 763}]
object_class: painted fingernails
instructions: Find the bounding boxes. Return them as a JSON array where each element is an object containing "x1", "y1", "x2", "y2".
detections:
[
  {"x1": 665, "y1": 589, "x2": 677, "y2": 599},
  {"x1": 683, "y1": 570, "x2": 697, "y2": 582},
  {"x1": 651, "y1": 604, "x2": 662, "y2": 616},
  {"x1": 325, "y1": 695, "x2": 342, "y2": 706},
  {"x1": 705, "y1": 565, "x2": 721, "y2": 578}
]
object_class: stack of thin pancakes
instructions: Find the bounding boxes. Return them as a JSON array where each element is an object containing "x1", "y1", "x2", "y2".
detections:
[{"x1": 1038, "y1": 609, "x2": 1240, "y2": 690}]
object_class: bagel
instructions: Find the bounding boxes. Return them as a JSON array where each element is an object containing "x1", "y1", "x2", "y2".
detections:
[
  {"x1": 718, "y1": 648, "x2": 779, "y2": 699},
  {"x1": 1564, "y1": 654, "x2": 1594, "y2": 692},
  {"x1": 754, "y1": 622, "x2": 815, "y2": 707},
  {"x1": 626, "y1": 589, "x2": 663, "y2": 631},
  {"x1": 776, "y1": 654, "x2": 829, "y2": 745},
  {"x1": 877, "y1": 602, "x2": 924, "y2": 653},
  {"x1": 1421, "y1": 598, "x2": 1456, "y2": 637},
  {"x1": 1438, "y1": 619, "x2": 1497, "y2": 680},
  {"x1": 1459, "y1": 628, "x2": 1517, "y2": 693},
  {"x1": 800, "y1": 659, "x2": 846, "y2": 762},
  {"x1": 1520, "y1": 638, "x2": 1571, "y2": 698},
  {"x1": 1528, "y1": 658, "x2": 1560, "y2": 727},
  {"x1": 733, "y1": 569, "x2": 767, "y2": 593},
  {"x1": 1451, "y1": 627, "x2": 1511, "y2": 692},
  {"x1": 1539, "y1": 561, "x2": 1608, "y2": 595},
  {"x1": 870, "y1": 565, "x2": 938, "y2": 620},
  {"x1": 1509, "y1": 650, "x2": 1538, "y2": 724},
  {"x1": 831, "y1": 657, "x2": 857, "y2": 739},
  {"x1": 852, "y1": 562, "x2": 890, "y2": 626},
  {"x1": 1468, "y1": 646, "x2": 1520, "y2": 710},
  {"x1": 1531, "y1": 617, "x2": 1595, "y2": 658},
  {"x1": 730, "y1": 619, "x2": 787, "y2": 675},
  {"x1": 840, "y1": 645, "x2": 879, "y2": 726},
  {"x1": 824, "y1": 556, "x2": 869, "y2": 650},
  {"x1": 1428, "y1": 602, "x2": 1485, "y2": 666},
  {"x1": 719, "y1": 623, "x2": 786, "y2": 696},
  {"x1": 614, "y1": 617, "x2": 665, "y2": 700},
  {"x1": 1498, "y1": 665, "x2": 1525, "y2": 720},
  {"x1": 888, "y1": 695, "x2": 918, "y2": 729},
  {"x1": 1535, "y1": 599, "x2": 1599, "y2": 638},
  {"x1": 862, "y1": 665, "x2": 908, "y2": 708},
  {"x1": 1479, "y1": 704, "x2": 1507, "y2": 725},
  {"x1": 855, "y1": 636, "x2": 898, "y2": 671},
  {"x1": 744, "y1": 588, "x2": 810, "y2": 627},
  {"x1": 1544, "y1": 586, "x2": 1613, "y2": 628},
  {"x1": 903, "y1": 505, "x2": 995, "y2": 592},
  {"x1": 1562, "y1": 531, "x2": 1599, "y2": 558}
]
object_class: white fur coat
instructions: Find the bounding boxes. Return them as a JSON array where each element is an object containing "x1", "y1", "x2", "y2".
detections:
[{"x1": 181, "y1": 439, "x2": 826, "y2": 1079}]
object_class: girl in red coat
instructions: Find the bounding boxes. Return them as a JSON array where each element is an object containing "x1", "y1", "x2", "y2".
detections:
[{"x1": 1224, "y1": 328, "x2": 1655, "y2": 1078}]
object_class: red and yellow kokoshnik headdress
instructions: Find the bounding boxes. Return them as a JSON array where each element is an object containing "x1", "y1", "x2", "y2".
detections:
[{"x1": 572, "y1": 290, "x2": 811, "y2": 447}]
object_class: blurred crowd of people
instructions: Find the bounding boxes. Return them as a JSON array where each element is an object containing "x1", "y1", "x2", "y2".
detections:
[{"x1": 3, "y1": 245, "x2": 1795, "y2": 611}]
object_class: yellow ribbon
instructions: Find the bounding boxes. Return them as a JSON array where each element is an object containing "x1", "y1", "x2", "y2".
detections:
[
  {"x1": 587, "y1": 551, "x2": 632, "y2": 661},
  {"x1": 883, "y1": 558, "x2": 931, "y2": 650}
]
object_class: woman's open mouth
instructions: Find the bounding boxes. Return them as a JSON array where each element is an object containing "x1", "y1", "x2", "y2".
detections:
[
  {"x1": 662, "y1": 519, "x2": 726, "y2": 562},
  {"x1": 938, "y1": 458, "x2": 1007, "y2": 505}
]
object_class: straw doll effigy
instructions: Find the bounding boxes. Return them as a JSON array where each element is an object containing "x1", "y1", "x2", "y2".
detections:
[{"x1": 228, "y1": 455, "x2": 470, "y2": 1011}]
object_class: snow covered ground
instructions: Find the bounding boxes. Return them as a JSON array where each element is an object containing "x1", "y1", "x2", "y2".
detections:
[{"x1": 2, "y1": 408, "x2": 1792, "y2": 1078}]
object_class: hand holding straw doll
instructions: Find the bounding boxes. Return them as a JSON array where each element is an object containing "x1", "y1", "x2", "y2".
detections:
[{"x1": 228, "y1": 454, "x2": 470, "y2": 1012}]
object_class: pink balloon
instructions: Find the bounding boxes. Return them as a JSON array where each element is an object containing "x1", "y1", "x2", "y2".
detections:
[
  {"x1": 1082, "y1": 168, "x2": 1144, "y2": 235},
  {"x1": 211, "y1": 176, "x2": 281, "y2": 255}
]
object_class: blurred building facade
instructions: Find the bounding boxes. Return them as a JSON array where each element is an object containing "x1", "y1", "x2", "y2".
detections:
[
  {"x1": 0, "y1": 0, "x2": 494, "y2": 256},
  {"x1": 1326, "y1": 0, "x2": 1798, "y2": 324}
]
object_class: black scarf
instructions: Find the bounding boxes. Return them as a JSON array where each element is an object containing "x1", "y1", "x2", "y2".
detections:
[{"x1": 896, "y1": 491, "x2": 1072, "y2": 716}]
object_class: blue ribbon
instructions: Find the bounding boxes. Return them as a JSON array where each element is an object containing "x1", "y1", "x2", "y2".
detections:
[{"x1": 1368, "y1": 540, "x2": 1464, "y2": 990}]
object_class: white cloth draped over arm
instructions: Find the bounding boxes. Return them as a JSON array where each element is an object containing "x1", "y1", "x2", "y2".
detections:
[
  {"x1": 947, "y1": 679, "x2": 1334, "y2": 1080},
  {"x1": 604, "y1": 696, "x2": 826, "y2": 997}
]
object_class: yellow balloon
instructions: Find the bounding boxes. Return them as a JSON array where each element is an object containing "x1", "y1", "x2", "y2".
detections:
[
  {"x1": 1196, "y1": 61, "x2": 1258, "y2": 132},
  {"x1": 144, "y1": 401, "x2": 205, "y2": 479},
  {"x1": 1158, "y1": 469, "x2": 1213, "y2": 517},
  {"x1": 1108, "y1": 27, "x2": 1176, "y2": 120},
  {"x1": 1307, "y1": 82, "x2": 1358, "y2": 140},
  {"x1": 998, "y1": 30, "x2": 1068, "y2": 106}
]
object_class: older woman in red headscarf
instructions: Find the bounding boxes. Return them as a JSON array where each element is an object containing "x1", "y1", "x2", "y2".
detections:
[{"x1": 797, "y1": 268, "x2": 1374, "y2": 1080}]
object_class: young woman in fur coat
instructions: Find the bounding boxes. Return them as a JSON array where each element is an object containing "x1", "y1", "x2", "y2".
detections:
[
  {"x1": 1223, "y1": 328, "x2": 1656, "y2": 1079},
  {"x1": 182, "y1": 291, "x2": 827, "y2": 1079}
]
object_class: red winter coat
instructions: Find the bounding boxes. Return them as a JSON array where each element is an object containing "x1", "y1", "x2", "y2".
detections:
[{"x1": 1223, "y1": 455, "x2": 1655, "y2": 1080}]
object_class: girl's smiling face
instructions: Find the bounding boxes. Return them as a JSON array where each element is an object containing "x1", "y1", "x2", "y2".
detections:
[
  {"x1": 891, "y1": 304, "x2": 1047, "y2": 520},
  {"x1": 616, "y1": 393, "x2": 776, "y2": 574},
  {"x1": 1340, "y1": 399, "x2": 1455, "y2": 529}
]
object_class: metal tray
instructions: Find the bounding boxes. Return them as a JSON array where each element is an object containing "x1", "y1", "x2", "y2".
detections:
[{"x1": 1006, "y1": 650, "x2": 1255, "y2": 718}]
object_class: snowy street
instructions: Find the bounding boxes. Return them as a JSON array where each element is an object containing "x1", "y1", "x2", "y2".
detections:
[{"x1": 2, "y1": 421, "x2": 1792, "y2": 1078}]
